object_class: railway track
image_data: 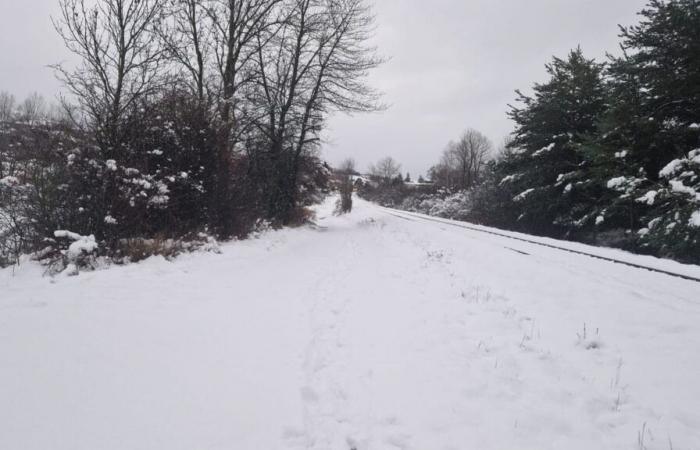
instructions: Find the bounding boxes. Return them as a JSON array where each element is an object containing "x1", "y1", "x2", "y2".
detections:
[{"x1": 380, "y1": 206, "x2": 700, "y2": 284}]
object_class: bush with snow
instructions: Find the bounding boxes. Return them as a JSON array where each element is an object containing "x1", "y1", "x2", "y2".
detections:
[
  {"x1": 51, "y1": 230, "x2": 99, "y2": 275},
  {"x1": 395, "y1": 189, "x2": 473, "y2": 222},
  {"x1": 634, "y1": 149, "x2": 700, "y2": 261}
]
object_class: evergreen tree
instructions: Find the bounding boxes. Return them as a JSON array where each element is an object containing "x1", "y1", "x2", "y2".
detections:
[
  {"x1": 575, "y1": 52, "x2": 652, "y2": 239},
  {"x1": 469, "y1": 156, "x2": 522, "y2": 228},
  {"x1": 499, "y1": 48, "x2": 608, "y2": 236},
  {"x1": 453, "y1": 2, "x2": 700, "y2": 262},
  {"x1": 588, "y1": 0, "x2": 700, "y2": 259},
  {"x1": 637, "y1": 150, "x2": 700, "y2": 261},
  {"x1": 621, "y1": 0, "x2": 700, "y2": 173}
]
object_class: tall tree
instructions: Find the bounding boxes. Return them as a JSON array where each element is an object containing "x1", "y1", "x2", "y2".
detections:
[
  {"x1": 0, "y1": 92, "x2": 15, "y2": 122},
  {"x1": 369, "y1": 157, "x2": 401, "y2": 182},
  {"x1": 452, "y1": 129, "x2": 492, "y2": 189},
  {"x1": 593, "y1": 0, "x2": 700, "y2": 182},
  {"x1": 18, "y1": 93, "x2": 46, "y2": 124},
  {"x1": 158, "y1": 0, "x2": 211, "y2": 101},
  {"x1": 53, "y1": 0, "x2": 166, "y2": 144},
  {"x1": 207, "y1": 0, "x2": 283, "y2": 137},
  {"x1": 501, "y1": 48, "x2": 608, "y2": 235},
  {"x1": 434, "y1": 129, "x2": 492, "y2": 190},
  {"x1": 251, "y1": 0, "x2": 383, "y2": 222},
  {"x1": 595, "y1": 0, "x2": 700, "y2": 260}
]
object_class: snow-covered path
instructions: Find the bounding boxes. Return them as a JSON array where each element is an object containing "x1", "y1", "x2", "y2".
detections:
[{"x1": 1, "y1": 198, "x2": 699, "y2": 450}]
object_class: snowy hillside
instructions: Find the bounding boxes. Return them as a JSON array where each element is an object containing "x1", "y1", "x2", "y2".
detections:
[{"x1": 1, "y1": 197, "x2": 699, "y2": 450}]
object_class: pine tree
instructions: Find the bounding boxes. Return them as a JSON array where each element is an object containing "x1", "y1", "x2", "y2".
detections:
[
  {"x1": 638, "y1": 150, "x2": 700, "y2": 261},
  {"x1": 470, "y1": 2, "x2": 700, "y2": 262},
  {"x1": 576, "y1": 52, "x2": 652, "y2": 238},
  {"x1": 499, "y1": 48, "x2": 608, "y2": 236},
  {"x1": 616, "y1": 0, "x2": 700, "y2": 176},
  {"x1": 589, "y1": 0, "x2": 700, "y2": 260}
]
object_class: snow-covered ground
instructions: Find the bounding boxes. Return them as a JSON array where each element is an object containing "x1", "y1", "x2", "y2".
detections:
[{"x1": 1, "y1": 197, "x2": 698, "y2": 450}]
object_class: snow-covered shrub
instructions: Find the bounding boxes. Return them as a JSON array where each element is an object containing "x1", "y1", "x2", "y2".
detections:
[
  {"x1": 0, "y1": 92, "x2": 254, "y2": 270},
  {"x1": 0, "y1": 176, "x2": 31, "y2": 266},
  {"x1": 50, "y1": 230, "x2": 100, "y2": 275},
  {"x1": 249, "y1": 219, "x2": 274, "y2": 239},
  {"x1": 0, "y1": 121, "x2": 79, "y2": 267},
  {"x1": 635, "y1": 149, "x2": 700, "y2": 262},
  {"x1": 96, "y1": 93, "x2": 218, "y2": 239},
  {"x1": 401, "y1": 190, "x2": 473, "y2": 221},
  {"x1": 297, "y1": 157, "x2": 332, "y2": 208},
  {"x1": 0, "y1": 80, "x2": 338, "y2": 271},
  {"x1": 358, "y1": 177, "x2": 438, "y2": 209}
]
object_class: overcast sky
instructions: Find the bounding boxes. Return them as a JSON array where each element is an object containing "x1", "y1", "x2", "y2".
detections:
[{"x1": 0, "y1": 0, "x2": 648, "y2": 177}]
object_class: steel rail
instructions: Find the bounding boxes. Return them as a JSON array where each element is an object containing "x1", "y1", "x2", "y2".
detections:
[{"x1": 380, "y1": 207, "x2": 700, "y2": 284}]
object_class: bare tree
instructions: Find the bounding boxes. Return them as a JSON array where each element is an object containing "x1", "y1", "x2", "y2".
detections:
[
  {"x1": 337, "y1": 158, "x2": 356, "y2": 174},
  {"x1": 46, "y1": 0, "x2": 382, "y2": 228},
  {"x1": 0, "y1": 91, "x2": 15, "y2": 122},
  {"x1": 251, "y1": 0, "x2": 383, "y2": 220},
  {"x1": 429, "y1": 145, "x2": 457, "y2": 187},
  {"x1": 45, "y1": 102, "x2": 74, "y2": 124},
  {"x1": 431, "y1": 129, "x2": 492, "y2": 190},
  {"x1": 53, "y1": 0, "x2": 166, "y2": 141},
  {"x1": 158, "y1": 0, "x2": 211, "y2": 100},
  {"x1": 449, "y1": 129, "x2": 493, "y2": 189},
  {"x1": 17, "y1": 93, "x2": 46, "y2": 124},
  {"x1": 369, "y1": 156, "x2": 401, "y2": 181},
  {"x1": 207, "y1": 0, "x2": 283, "y2": 135},
  {"x1": 159, "y1": 0, "x2": 285, "y2": 233}
]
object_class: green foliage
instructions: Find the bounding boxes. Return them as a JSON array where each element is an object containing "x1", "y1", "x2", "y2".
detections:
[
  {"x1": 497, "y1": 48, "x2": 608, "y2": 235},
  {"x1": 473, "y1": 1, "x2": 700, "y2": 262}
]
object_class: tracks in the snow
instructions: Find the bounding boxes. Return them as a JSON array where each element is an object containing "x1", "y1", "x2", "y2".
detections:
[
  {"x1": 298, "y1": 231, "x2": 359, "y2": 450},
  {"x1": 380, "y1": 207, "x2": 700, "y2": 284}
]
